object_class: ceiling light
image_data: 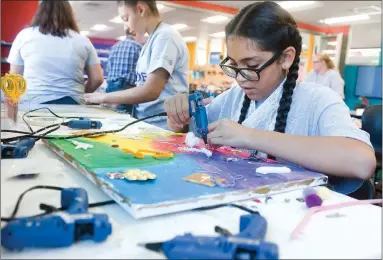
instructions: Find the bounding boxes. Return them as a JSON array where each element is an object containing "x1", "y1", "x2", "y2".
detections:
[
  {"x1": 277, "y1": 1, "x2": 315, "y2": 9},
  {"x1": 201, "y1": 15, "x2": 229, "y2": 24},
  {"x1": 117, "y1": 36, "x2": 126, "y2": 41},
  {"x1": 144, "y1": 33, "x2": 149, "y2": 37},
  {"x1": 183, "y1": 36, "x2": 197, "y2": 42},
  {"x1": 327, "y1": 41, "x2": 337, "y2": 46},
  {"x1": 209, "y1": 31, "x2": 226, "y2": 38},
  {"x1": 80, "y1": 31, "x2": 89, "y2": 36},
  {"x1": 323, "y1": 49, "x2": 336, "y2": 55},
  {"x1": 157, "y1": 3, "x2": 164, "y2": 10},
  {"x1": 171, "y1": 24, "x2": 188, "y2": 30},
  {"x1": 109, "y1": 16, "x2": 123, "y2": 24},
  {"x1": 319, "y1": 14, "x2": 370, "y2": 25},
  {"x1": 90, "y1": 24, "x2": 109, "y2": 31}
]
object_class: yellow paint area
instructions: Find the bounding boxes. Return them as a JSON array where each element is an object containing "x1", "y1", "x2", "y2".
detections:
[{"x1": 84, "y1": 132, "x2": 182, "y2": 157}]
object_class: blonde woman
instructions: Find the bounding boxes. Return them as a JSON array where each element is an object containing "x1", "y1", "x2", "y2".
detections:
[{"x1": 305, "y1": 53, "x2": 345, "y2": 99}]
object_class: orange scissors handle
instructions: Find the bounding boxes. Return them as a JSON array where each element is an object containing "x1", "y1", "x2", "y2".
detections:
[{"x1": 1, "y1": 74, "x2": 27, "y2": 104}]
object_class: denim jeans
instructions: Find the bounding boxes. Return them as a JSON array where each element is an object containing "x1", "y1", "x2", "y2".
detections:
[
  {"x1": 326, "y1": 176, "x2": 364, "y2": 195},
  {"x1": 106, "y1": 79, "x2": 134, "y2": 114},
  {"x1": 42, "y1": 96, "x2": 78, "y2": 105}
]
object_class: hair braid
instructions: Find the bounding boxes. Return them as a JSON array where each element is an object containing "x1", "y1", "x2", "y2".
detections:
[
  {"x1": 238, "y1": 95, "x2": 251, "y2": 124},
  {"x1": 274, "y1": 28, "x2": 302, "y2": 133}
]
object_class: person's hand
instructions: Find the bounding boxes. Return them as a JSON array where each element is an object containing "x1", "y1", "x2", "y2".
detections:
[
  {"x1": 207, "y1": 119, "x2": 255, "y2": 148},
  {"x1": 84, "y1": 92, "x2": 107, "y2": 104},
  {"x1": 164, "y1": 93, "x2": 212, "y2": 129}
]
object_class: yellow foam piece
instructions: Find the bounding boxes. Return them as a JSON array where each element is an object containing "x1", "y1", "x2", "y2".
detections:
[
  {"x1": 317, "y1": 186, "x2": 332, "y2": 200},
  {"x1": 123, "y1": 169, "x2": 157, "y2": 181}
]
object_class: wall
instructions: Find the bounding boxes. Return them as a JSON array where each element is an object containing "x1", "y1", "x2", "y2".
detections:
[
  {"x1": 349, "y1": 23, "x2": 382, "y2": 49},
  {"x1": 1, "y1": 0, "x2": 38, "y2": 75}
]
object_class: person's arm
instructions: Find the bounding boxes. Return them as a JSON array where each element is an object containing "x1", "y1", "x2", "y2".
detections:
[
  {"x1": 85, "y1": 64, "x2": 104, "y2": 93},
  {"x1": 103, "y1": 67, "x2": 169, "y2": 104},
  {"x1": 207, "y1": 94, "x2": 376, "y2": 179},
  {"x1": 8, "y1": 30, "x2": 25, "y2": 75},
  {"x1": 10, "y1": 65, "x2": 23, "y2": 75},
  {"x1": 85, "y1": 37, "x2": 179, "y2": 104},
  {"x1": 84, "y1": 40, "x2": 104, "y2": 93},
  {"x1": 329, "y1": 71, "x2": 345, "y2": 98}
]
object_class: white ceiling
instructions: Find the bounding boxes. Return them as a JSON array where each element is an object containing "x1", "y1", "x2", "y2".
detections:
[{"x1": 70, "y1": 1, "x2": 382, "y2": 40}]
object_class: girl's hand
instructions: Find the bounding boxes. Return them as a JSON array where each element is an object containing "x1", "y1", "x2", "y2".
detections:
[
  {"x1": 207, "y1": 119, "x2": 254, "y2": 148},
  {"x1": 84, "y1": 92, "x2": 107, "y2": 104},
  {"x1": 164, "y1": 94, "x2": 213, "y2": 130}
]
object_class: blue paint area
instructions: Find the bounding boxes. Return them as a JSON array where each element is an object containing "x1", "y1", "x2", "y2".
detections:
[{"x1": 93, "y1": 153, "x2": 325, "y2": 205}]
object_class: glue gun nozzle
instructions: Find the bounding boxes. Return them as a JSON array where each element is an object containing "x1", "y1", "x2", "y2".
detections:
[{"x1": 203, "y1": 136, "x2": 208, "y2": 145}]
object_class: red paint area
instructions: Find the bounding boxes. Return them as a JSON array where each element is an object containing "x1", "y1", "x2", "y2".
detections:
[{"x1": 151, "y1": 134, "x2": 251, "y2": 158}]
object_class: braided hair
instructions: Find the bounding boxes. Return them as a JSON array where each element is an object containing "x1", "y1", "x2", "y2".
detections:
[{"x1": 225, "y1": 2, "x2": 302, "y2": 133}]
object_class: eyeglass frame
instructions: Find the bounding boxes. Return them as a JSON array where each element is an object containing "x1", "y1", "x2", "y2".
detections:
[{"x1": 219, "y1": 52, "x2": 282, "y2": 81}]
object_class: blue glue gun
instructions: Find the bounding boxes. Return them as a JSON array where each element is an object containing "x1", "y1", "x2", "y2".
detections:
[
  {"x1": 63, "y1": 117, "x2": 102, "y2": 130},
  {"x1": 1, "y1": 137, "x2": 36, "y2": 159},
  {"x1": 140, "y1": 213, "x2": 279, "y2": 259},
  {"x1": 189, "y1": 91, "x2": 208, "y2": 144},
  {"x1": 1, "y1": 188, "x2": 112, "y2": 250}
]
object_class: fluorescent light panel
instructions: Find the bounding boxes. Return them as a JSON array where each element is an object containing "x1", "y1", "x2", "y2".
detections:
[
  {"x1": 201, "y1": 15, "x2": 229, "y2": 24},
  {"x1": 209, "y1": 31, "x2": 225, "y2": 38},
  {"x1": 277, "y1": 1, "x2": 315, "y2": 9},
  {"x1": 172, "y1": 24, "x2": 188, "y2": 30},
  {"x1": 319, "y1": 14, "x2": 370, "y2": 25},
  {"x1": 183, "y1": 36, "x2": 196, "y2": 42},
  {"x1": 80, "y1": 31, "x2": 89, "y2": 36},
  {"x1": 110, "y1": 16, "x2": 123, "y2": 24},
  {"x1": 90, "y1": 24, "x2": 109, "y2": 31}
]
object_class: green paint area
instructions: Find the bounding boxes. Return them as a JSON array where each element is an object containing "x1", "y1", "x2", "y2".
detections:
[{"x1": 47, "y1": 138, "x2": 173, "y2": 170}]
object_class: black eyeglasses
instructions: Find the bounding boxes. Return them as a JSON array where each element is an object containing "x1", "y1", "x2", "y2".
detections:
[{"x1": 219, "y1": 53, "x2": 281, "y2": 81}]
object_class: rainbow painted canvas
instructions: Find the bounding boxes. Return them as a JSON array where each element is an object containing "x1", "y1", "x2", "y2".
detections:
[{"x1": 44, "y1": 132, "x2": 327, "y2": 218}]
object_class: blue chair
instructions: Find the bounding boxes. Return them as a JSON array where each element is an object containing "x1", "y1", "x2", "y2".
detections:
[{"x1": 348, "y1": 105, "x2": 382, "y2": 199}]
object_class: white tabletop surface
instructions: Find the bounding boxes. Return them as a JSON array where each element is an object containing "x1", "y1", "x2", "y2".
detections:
[{"x1": 1, "y1": 105, "x2": 381, "y2": 259}]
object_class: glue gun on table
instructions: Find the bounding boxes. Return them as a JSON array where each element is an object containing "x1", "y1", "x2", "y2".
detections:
[
  {"x1": 62, "y1": 117, "x2": 102, "y2": 130},
  {"x1": 139, "y1": 213, "x2": 279, "y2": 259},
  {"x1": 1, "y1": 137, "x2": 36, "y2": 159},
  {"x1": 1, "y1": 188, "x2": 112, "y2": 250},
  {"x1": 189, "y1": 91, "x2": 208, "y2": 144}
]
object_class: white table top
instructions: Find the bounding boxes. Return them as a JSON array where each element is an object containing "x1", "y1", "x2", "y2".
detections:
[{"x1": 1, "y1": 105, "x2": 381, "y2": 259}]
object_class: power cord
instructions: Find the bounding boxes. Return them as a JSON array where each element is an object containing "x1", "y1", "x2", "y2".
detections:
[
  {"x1": 0, "y1": 185, "x2": 115, "y2": 222},
  {"x1": 1, "y1": 111, "x2": 167, "y2": 143}
]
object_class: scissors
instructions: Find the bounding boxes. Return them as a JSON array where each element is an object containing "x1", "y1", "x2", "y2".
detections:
[{"x1": 1, "y1": 73, "x2": 27, "y2": 104}]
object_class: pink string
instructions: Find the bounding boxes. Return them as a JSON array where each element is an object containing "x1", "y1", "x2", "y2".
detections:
[{"x1": 290, "y1": 199, "x2": 383, "y2": 240}]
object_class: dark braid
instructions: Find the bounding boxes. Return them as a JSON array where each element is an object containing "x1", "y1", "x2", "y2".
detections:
[
  {"x1": 274, "y1": 28, "x2": 302, "y2": 133},
  {"x1": 238, "y1": 95, "x2": 251, "y2": 124}
]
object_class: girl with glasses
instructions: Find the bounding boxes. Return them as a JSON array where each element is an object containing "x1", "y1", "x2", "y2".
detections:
[{"x1": 164, "y1": 2, "x2": 375, "y2": 194}]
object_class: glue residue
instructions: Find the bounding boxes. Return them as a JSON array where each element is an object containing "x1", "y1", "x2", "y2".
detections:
[{"x1": 178, "y1": 147, "x2": 212, "y2": 158}]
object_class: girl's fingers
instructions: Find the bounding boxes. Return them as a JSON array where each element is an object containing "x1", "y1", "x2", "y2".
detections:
[
  {"x1": 208, "y1": 120, "x2": 221, "y2": 132},
  {"x1": 168, "y1": 98, "x2": 183, "y2": 126},
  {"x1": 176, "y1": 94, "x2": 187, "y2": 123},
  {"x1": 181, "y1": 94, "x2": 190, "y2": 124}
]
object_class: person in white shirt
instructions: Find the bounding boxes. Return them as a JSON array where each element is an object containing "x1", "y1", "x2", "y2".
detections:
[
  {"x1": 164, "y1": 1, "x2": 375, "y2": 194},
  {"x1": 84, "y1": 0, "x2": 189, "y2": 129},
  {"x1": 7, "y1": 0, "x2": 104, "y2": 105},
  {"x1": 304, "y1": 53, "x2": 345, "y2": 99}
]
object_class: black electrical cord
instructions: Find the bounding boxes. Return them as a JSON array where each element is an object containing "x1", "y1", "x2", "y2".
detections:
[
  {"x1": 193, "y1": 203, "x2": 259, "y2": 215},
  {"x1": 22, "y1": 107, "x2": 79, "y2": 133},
  {"x1": 0, "y1": 185, "x2": 116, "y2": 222},
  {"x1": 1, "y1": 111, "x2": 167, "y2": 143},
  {"x1": 2, "y1": 107, "x2": 76, "y2": 144}
]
